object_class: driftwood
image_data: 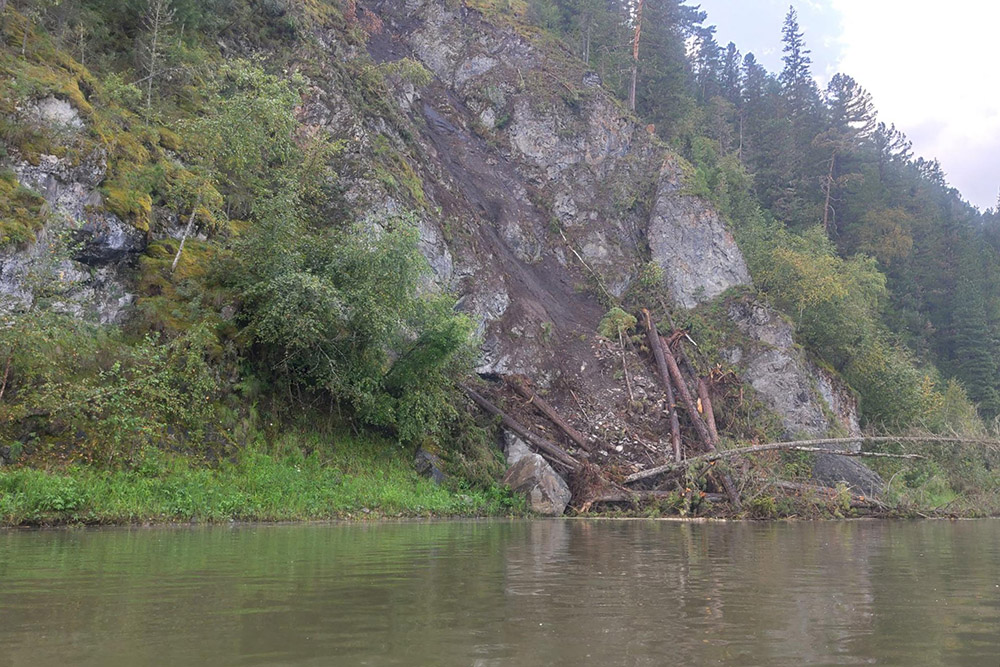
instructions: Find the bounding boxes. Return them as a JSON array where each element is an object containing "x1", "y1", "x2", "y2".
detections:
[
  {"x1": 507, "y1": 376, "x2": 594, "y2": 452},
  {"x1": 461, "y1": 385, "x2": 580, "y2": 472},
  {"x1": 642, "y1": 310, "x2": 681, "y2": 462},
  {"x1": 625, "y1": 440, "x2": 932, "y2": 484},
  {"x1": 770, "y1": 480, "x2": 888, "y2": 510},
  {"x1": 697, "y1": 378, "x2": 719, "y2": 446}
]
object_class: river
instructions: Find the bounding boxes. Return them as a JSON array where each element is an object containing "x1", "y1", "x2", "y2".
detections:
[{"x1": 0, "y1": 519, "x2": 998, "y2": 666}]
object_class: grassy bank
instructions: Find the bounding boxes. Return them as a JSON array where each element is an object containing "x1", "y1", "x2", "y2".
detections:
[{"x1": 0, "y1": 433, "x2": 518, "y2": 527}]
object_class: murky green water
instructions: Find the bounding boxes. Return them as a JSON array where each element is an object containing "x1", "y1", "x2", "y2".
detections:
[{"x1": 0, "y1": 520, "x2": 998, "y2": 666}]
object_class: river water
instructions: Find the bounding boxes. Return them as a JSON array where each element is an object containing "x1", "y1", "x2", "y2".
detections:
[{"x1": 0, "y1": 519, "x2": 998, "y2": 666}]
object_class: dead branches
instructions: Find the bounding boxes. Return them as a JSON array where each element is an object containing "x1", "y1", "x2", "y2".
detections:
[
  {"x1": 625, "y1": 441, "x2": 931, "y2": 485},
  {"x1": 506, "y1": 376, "x2": 593, "y2": 452},
  {"x1": 642, "y1": 310, "x2": 740, "y2": 506},
  {"x1": 461, "y1": 385, "x2": 581, "y2": 472}
]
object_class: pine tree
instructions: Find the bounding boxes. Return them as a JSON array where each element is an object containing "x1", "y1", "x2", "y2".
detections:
[
  {"x1": 778, "y1": 6, "x2": 818, "y2": 117},
  {"x1": 691, "y1": 25, "x2": 721, "y2": 102},
  {"x1": 720, "y1": 41, "x2": 742, "y2": 105},
  {"x1": 952, "y1": 273, "x2": 1000, "y2": 418}
]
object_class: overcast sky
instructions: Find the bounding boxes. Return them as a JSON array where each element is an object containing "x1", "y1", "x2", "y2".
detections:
[{"x1": 696, "y1": 0, "x2": 1000, "y2": 210}]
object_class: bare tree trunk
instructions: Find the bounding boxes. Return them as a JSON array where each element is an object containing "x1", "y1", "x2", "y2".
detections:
[
  {"x1": 629, "y1": 0, "x2": 644, "y2": 111},
  {"x1": 461, "y1": 385, "x2": 581, "y2": 472},
  {"x1": 822, "y1": 149, "x2": 836, "y2": 232},
  {"x1": 171, "y1": 195, "x2": 201, "y2": 272},
  {"x1": 642, "y1": 310, "x2": 681, "y2": 462},
  {"x1": 625, "y1": 440, "x2": 936, "y2": 485},
  {"x1": 697, "y1": 378, "x2": 719, "y2": 446},
  {"x1": 21, "y1": 11, "x2": 29, "y2": 57},
  {"x1": 507, "y1": 376, "x2": 593, "y2": 452},
  {"x1": 738, "y1": 111, "x2": 744, "y2": 161},
  {"x1": 642, "y1": 312, "x2": 739, "y2": 505},
  {"x1": 143, "y1": 0, "x2": 174, "y2": 120}
]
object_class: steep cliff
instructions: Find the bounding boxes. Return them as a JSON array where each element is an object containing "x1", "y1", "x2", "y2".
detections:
[
  {"x1": 355, "y1": 0, "x2": 874, "y2": 489},
  {"x1": 0, "y1": 0, "x2": 882, "y2": 504}
]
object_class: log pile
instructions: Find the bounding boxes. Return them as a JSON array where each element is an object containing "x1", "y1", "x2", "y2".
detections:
[{"x1": 460, "y1": 306, "x2": 1000, "y2": 517}]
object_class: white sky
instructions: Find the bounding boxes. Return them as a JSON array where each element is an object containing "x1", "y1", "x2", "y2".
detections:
[{"x1": 697, "y1": 0, "x2": 1000, "y2": 210}]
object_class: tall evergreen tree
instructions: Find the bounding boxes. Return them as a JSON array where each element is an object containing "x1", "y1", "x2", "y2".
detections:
[{"x1": 778, "y1": 6, "x2": 818, "y2": 117}]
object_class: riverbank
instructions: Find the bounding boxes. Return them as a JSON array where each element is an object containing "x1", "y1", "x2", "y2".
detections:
[{"x1": 0, "y1": 438, "x2": 519, "y2": 527}]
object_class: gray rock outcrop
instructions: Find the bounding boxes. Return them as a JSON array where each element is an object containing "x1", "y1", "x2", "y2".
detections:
[
  {"x1": 648, "y1": 162, "x2": 751, "y2": 308},
  {"x1": 726, "y1": 299, "x2": 883, "y2": 493},
  {"x1": 3, "y1": 101, "x2": 143, "y2": 323}
]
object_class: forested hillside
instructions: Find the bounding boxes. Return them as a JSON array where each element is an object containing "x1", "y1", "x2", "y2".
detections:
[{"x1": 0, "y1": 0, "x2": 997, "y2": 522}]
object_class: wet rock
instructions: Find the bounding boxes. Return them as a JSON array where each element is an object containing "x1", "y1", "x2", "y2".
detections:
[
  {"x1": 582, "y1": 71, "x2": 601, "y2": 88},
  {"x1": 73, "y1": 212, "x2": 147, "y2": 265},
  {"x1": 0, "y1": 445, "x2": 10, "y2": 465},
  {"x1": 414, "y1": 448, "x2": 447, "y2": 485},
  {"x1": 502, "y1": 432, "x2": 571, "y2": 516},
  {"x1": 648, "y1": 161, "x2": 750, "y2": 309}
]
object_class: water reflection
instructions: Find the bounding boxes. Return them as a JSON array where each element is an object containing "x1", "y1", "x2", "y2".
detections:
[{"x1": 0, "y1": 520, "x2": 997, "y2": 666}]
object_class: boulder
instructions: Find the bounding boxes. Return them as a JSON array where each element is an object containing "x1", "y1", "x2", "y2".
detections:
[
  {"x1": 502, "y1": 432, "x2": 571, "y2": 516},
  {"x1": 813, "y1": 455, "x2": 884, "y2": 497},
  {"x1": 414, "y1": 448, "x2": 447, "y2": 485}
]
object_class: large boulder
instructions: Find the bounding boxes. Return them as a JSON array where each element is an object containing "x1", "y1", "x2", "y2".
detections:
[
  {"x1": 502, "y1": 432, "x2": 571, "y2": 516},
  {"x1": 813, "y1": 455, "x2": 884, "y2": 497},
  {"x1": 413, "y1": 448, "x2": 447, "y2": 485}
]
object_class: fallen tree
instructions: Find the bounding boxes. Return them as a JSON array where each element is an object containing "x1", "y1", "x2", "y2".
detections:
[
  {"x1": 623, "y1": 437, "x2": 970, "y2": 485},
  {"x1": 460, "y1": 385, "x2": 581, "y2": 472}
]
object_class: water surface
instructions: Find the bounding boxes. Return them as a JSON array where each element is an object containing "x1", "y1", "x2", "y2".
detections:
[{"x1": 1, "y1": 519, "x2": 998, "y2": 666}]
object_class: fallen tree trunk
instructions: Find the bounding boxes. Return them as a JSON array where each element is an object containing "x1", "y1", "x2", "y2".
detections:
[
  {"x1": 642, "y1": 310, "x2": 681, "y2": 462},
  {"x1": 461, "y1": 385, "x2": 581, "y2": 472},
  {"x1": 697, "y1": 378, "x2": 719, "y2": 446},
  {"x1": 658, "y1": 333, "x2": 714, "y2": 454},
  {"x1": 583, "y1": 490, "x2": 728, "y2": 506},
  {"x1": 625, "y1": 441, "x2": 931, "y2": 484},
  {"x1": 643, "y1": 313, "x2": 739, "y2": 506},
  {"x1": 507, "y1": 376, "x2": 593, "y2": 452}
]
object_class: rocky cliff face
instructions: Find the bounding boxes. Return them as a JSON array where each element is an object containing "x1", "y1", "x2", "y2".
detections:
[
  {"x1": 1, "y1": 0, "x2": 877, "y2": 493},
  {"x1": 358, "y1": 0, "x2": 877, "y2": 490},
  {"x1": 3, "y1": 97, "x2": 144, "y2": 323}
]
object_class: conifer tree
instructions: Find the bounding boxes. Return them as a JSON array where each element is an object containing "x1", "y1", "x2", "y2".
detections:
[{"x1": 778, "y1": 6, "x2": 818, "y2": 117}]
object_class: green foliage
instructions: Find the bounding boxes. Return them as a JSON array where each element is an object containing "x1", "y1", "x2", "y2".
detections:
[
  {"x1": 0, "y1": 169, "x2": 46, "y2": 245},
  {"x1": 0, "y1": 430, "x2": 517, "y2": 525},
  {"x1": 379, "y1": 57, "x2": 433, "y2": 88},
  {"x1": 597, "y1": 306, "x2": 636, "y2": 339},
  {"x1": 231, "y1": 212, "x2": 474, "y2": 444},
  {"x1": 0, "y1": 313, "x2": 221, "y2": 464}
]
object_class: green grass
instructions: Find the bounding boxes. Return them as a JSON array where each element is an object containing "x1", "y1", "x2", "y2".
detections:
[{"x1": 0, "y1": 434, "x2": 519, "y2": 526}]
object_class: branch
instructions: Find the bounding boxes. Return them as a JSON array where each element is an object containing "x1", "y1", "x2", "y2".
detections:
[
  {"x1": 460, "y1": 385, "x2": 581, "y2": 472},
  {"x1": 624, "y1": 439, "x2": 939, "y2": 484}
]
